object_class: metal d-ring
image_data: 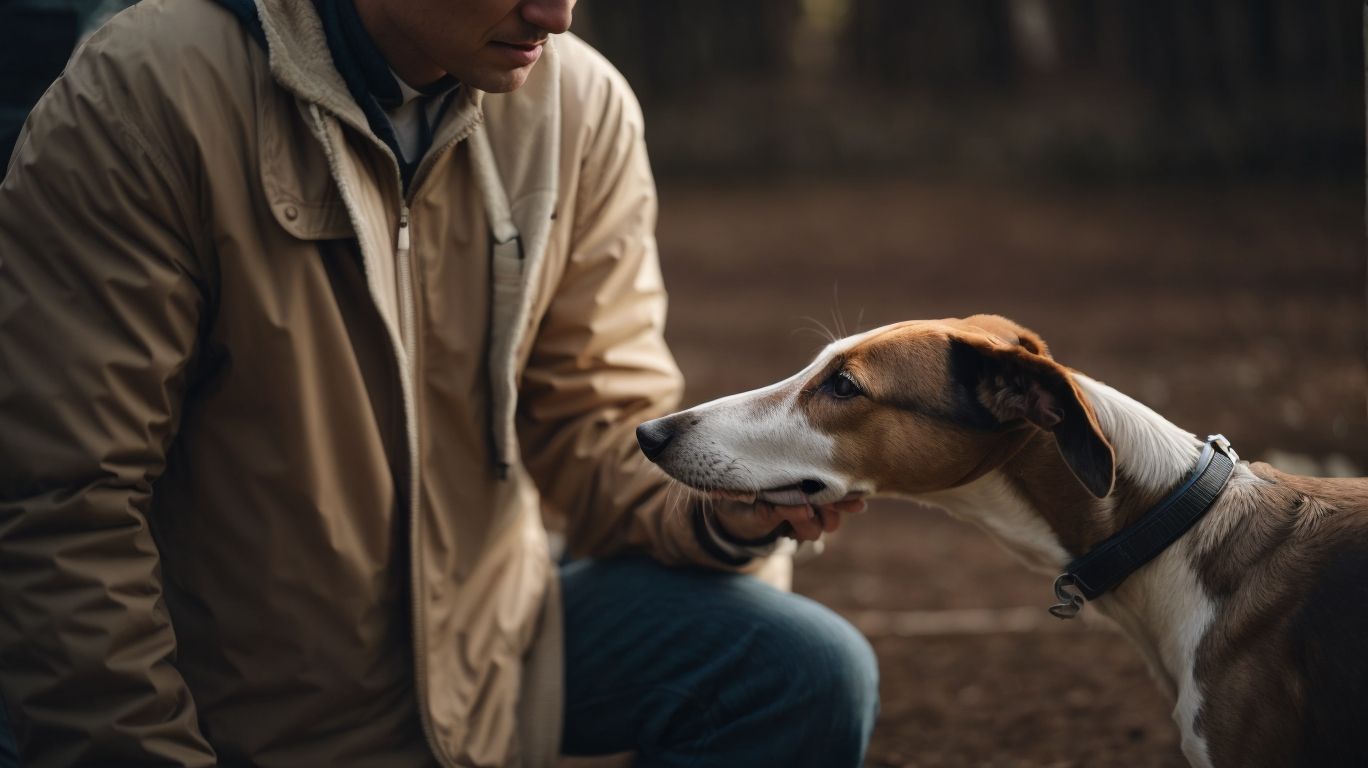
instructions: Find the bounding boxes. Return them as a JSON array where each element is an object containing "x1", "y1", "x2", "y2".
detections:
[
  {"x1": 1207, "y1": 434, "x2": 1239, "y2": 463},
  {"x1": 1048, "y1": 573, "x2": 1086, "y2": 620}
]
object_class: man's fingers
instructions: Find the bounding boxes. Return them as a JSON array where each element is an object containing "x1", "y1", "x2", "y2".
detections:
[
  {"x1": 789, "y1": 516, "x2": 824, "y2": 541},
  {"x1": 769, "y1": 503, "x2": 812, "y2": 526},
  {"x1": 770, "y1": 503, "x2": 823, "y2": 541},
  {"x1": 820, "y1": 509, "x2": 843, "y2": 533},
  {"x1": 828, "y1": 497, "x2": 867, "y2": 515},
  {"x1": 760, "y1": 497, "x2": 868, "y2": 542}
]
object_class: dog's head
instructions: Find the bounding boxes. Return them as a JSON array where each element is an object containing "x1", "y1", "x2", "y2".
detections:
[{"x1": 637, "y1": 315, "x2": 1115, "y2": 506}]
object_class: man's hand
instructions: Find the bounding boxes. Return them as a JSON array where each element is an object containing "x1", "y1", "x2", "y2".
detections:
[{"x1": 712, "y1": 496, "x2": 868, "y2": 543}]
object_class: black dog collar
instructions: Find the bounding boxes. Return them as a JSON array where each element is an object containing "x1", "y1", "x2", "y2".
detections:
[{"x1": 1049, "y1": 434, "x2": 1238, "y2": 619}]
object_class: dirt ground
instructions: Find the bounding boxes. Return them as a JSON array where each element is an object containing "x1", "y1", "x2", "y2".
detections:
[{"x1": 653, "y1": 178, "x2": 1366, "y2": 767}]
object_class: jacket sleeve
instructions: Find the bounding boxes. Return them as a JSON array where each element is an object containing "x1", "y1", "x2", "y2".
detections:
[
  {"x1": 0, "y1": 31, "x2": 217, "y2": 767},
  {"x1": 514, "y1": 66, "x2": 750, "y2": 569}
]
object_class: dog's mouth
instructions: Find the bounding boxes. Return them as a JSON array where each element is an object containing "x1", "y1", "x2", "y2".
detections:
[{"x1": 709, "y1": 479, "x2": 853, "y2": 507}]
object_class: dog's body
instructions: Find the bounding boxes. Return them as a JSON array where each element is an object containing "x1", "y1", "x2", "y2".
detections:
[{"x1": 637, "y1": 315, "x2": 1368, "y2": 767}]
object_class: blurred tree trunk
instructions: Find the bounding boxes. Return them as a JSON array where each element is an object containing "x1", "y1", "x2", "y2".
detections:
[
  {"x1": 574, "y1": 0, "x2": 801, "y2": 100},
  {"x1": 573, "y1": 0, "x2": 1359, "y2": 179},
  {"x1": 845, "y1": 0, "x2": 1016, "y2": 92},
  {"x1": 1048, "y1": 0, "x2": 1101, "y2": 69},
  {"x1": 1097, "y1": 0, "x2": 1357, "y2": 99}
]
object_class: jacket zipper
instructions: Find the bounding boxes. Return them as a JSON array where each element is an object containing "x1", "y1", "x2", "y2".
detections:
[
  {"x1": 395, "y1": 203, "x2": 446, "y2": 763},
  {"x1": 312, "y1": 102, "x2": 475, "y2": 768}
]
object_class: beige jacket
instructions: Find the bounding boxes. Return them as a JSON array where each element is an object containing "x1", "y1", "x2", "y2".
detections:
[{"x1": 0, "y1": 1, "x2": 733, "y2": 765}]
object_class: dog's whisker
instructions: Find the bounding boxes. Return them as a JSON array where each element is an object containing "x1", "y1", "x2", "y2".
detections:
[
  {"x1": 664, "y1": 478, "x2": 684, "y2": 515},
  {"x1": 791, "y1": 325, "x2": 833, "y2": 345},
  {"x1": 795, "y1": 314, "x2": 838, "y2": 345},
  {"x1": 830, "y1": 293, "x2": 846, "y2": 340}
]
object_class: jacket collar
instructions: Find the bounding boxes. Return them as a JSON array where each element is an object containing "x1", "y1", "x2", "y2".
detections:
[
  {"x1": 251, "y1": 0, "x2": 483, "y2": 148},
  {"x1": 248, "y1": 0, "x2": 562, "y2": 304},
  {"x1": 313, "y1": 0, "x2": 460, "y2": 188},
  {"x1": 314, "y1": 0, "x2": 459, "y2": 110}
]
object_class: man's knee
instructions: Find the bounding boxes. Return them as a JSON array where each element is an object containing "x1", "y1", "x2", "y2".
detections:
[
  {"x1": 744, "y1": 594, "x2": 880, "y2": 762},
  {"x1": 789, "y1": 601, "x2": 879, "y2": 716},
  {"x1": 562, "y1": 558, "x2": 879, "y2": 764}
]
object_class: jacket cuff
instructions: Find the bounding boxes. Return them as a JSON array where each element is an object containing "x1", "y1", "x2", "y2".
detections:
[{"x1": 691, "y1": 503, "x2": 781, "y2": 566}]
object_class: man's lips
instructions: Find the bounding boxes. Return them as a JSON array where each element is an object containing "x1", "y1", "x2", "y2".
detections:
[{"x1": 487, "y1": 40, "x2": 545, "y2": 67}]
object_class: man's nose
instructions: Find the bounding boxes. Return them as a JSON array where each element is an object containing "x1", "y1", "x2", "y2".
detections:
[
  {"x1": 635, "y1": 418, "x2": 675, "y2": 462},
  {"x1": 520, "y1": 0, "x2": 574, "y2": 35}
]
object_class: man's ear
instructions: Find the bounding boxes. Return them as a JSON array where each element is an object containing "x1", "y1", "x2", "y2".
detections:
[{"x1": 951, "y1": 334, "x2": 1116, "y2": 498}]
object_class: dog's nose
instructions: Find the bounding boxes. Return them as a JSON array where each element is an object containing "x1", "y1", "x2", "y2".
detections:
[{"x1": 636, "y1": 419, "x2": 675, "y2": 462}]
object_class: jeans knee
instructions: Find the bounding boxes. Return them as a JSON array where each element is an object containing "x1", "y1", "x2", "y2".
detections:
[
  {"x1": 762, "y1": 599, "x2": 880, "y2": 761},
  {"x1": 805, "y1": 610, "x2": 879, "y2": 723},
  {"x1": 839, "y1": 624, "x2": 880, "y2": 722}
]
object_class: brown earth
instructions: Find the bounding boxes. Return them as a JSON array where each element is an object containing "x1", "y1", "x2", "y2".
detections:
[{"x1": 654, "y1": 178, "x2": 1366, "y2": 767}]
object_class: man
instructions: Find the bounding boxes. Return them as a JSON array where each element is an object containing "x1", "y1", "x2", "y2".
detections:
[{"x1": 0, "y1": 0, "x2": 878, "y2": 765}]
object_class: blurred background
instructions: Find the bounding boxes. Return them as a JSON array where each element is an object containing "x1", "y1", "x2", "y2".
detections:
[
  {"x1": 3, "y1": 1, "x2": 1365, "y2": 765},
  {"x1": 572, "y1": 2, "x2": 1365, "y2": 766}
]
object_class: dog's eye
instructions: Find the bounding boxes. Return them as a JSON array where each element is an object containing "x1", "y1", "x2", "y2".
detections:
[{"x1": 827, "y1": 371, "x2": 862, "y2": 399}]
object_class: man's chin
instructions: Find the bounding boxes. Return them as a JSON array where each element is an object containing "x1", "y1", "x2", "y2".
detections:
[{"x1": 461, "y1": 65, "x2": 535, "y2": 94}]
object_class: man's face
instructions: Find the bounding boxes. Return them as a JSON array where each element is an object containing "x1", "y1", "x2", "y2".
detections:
[{"x1": 381, "y1": 0, "x2": 576, "y2": 93}]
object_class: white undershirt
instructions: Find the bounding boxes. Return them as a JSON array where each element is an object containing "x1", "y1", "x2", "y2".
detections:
[{"x1": 385, "y1": 72, "x2": 457, "y2": 164}]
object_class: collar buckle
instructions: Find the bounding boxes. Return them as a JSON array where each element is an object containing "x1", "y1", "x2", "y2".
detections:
[{"x1": 1048, "y1": 574, "x2": 1085, "y2": 620}]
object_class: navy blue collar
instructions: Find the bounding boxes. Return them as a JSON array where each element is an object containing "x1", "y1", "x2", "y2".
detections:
[
  {"x1": 1049, "y1": 434, "x2": 1238, "y2": 618},
  {"x1": 213, "y1": 0, "x2": 266, "y2": 46},
  {"x1": 315, "y1": 0, "x2": 458, "y2": 188},
  {"x1": 324, "y1": 0, "x2": 404, "y2": 109}
]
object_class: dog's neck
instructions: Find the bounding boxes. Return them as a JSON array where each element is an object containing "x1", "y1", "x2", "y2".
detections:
[
  {"x1": 1071, "y1": 374, "x2": 1204, "y2": 502},
  {"x1": 916, "y1": 374, "x2": 1213, "y2": 699},
  {"x1": 1062, "y1": 375, "x2": 1212, "y2": 702}
]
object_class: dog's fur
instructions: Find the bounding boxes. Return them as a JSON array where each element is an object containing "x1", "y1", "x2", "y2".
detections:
[{"x1": 638, "y1": 315, "x2": 1368, "y2": 767}]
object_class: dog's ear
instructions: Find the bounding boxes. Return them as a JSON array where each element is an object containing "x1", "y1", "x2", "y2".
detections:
[
  {"x1": 957, "y1": 314, "x2": 1051, "y2": 358},
  {"x1": 951, "y1": 333, "x2": 1115, "y2": 498}
]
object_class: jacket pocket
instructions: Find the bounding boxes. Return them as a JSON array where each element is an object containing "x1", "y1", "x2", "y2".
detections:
[{"x1": 257, "y1": 83, "x2": 353, "y2": 241}]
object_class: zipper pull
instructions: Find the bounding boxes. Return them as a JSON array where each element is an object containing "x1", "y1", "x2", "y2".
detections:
[{"x1": 397, "y1": 207, "x2": 411, "y2": 253}]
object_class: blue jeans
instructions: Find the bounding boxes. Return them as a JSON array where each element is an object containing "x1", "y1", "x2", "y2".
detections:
[{"x1": 562, "y1": 556, "x2": 880, "y2": 767}]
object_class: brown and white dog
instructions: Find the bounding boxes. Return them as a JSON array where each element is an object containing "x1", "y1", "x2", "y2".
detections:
[{"x1": 636, "y1": 315, "x2": 1368, "y2": 768}]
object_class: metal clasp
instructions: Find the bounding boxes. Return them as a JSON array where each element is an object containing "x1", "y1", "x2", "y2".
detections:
[
  {"x1": 1207, "y1": 434, "x2": 1238, "y2": 463},
  {"x1": 1048, "y1": 573, "x2": 1086, "y2": 619}
]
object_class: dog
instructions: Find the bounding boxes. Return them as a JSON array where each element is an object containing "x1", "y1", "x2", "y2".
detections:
[{"x1": 635, "y1": 314, "x2": 1368, "y2": 768}]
